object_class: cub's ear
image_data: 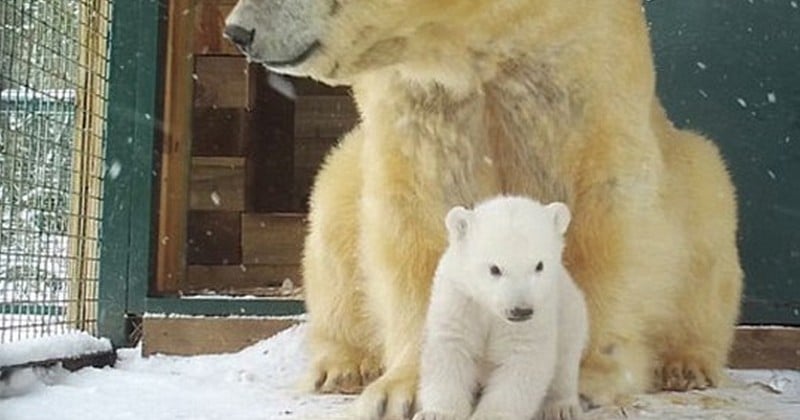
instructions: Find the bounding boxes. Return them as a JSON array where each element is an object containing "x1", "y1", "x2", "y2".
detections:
[
  {"x1": 546, "y1": 202, "x2": 571, "y2": 235},
  {"x1": 445, "y1": 206, "x2": 472, "y2": 242}
]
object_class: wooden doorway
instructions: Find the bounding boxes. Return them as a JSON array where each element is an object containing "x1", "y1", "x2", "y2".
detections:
[{"x1": 155, "y1": 0, "x2": 357, "y2": 297}]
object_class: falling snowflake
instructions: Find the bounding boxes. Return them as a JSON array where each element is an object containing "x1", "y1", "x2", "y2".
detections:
[
  {"x1": 767, "y1": 92, "x2": 776, "y2": 103},
  {"x1": 108, "y1": 160, "x2": 122, "y2": 179}
]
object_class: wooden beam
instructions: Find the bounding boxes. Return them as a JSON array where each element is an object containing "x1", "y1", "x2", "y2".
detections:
[
  {"x1": 729, "y1": 326, "x2": 800, "y2": 370},
  {"x1": 142, "y1": 317, "x2": 299, "y2": 356},
  {"x1": 294, "y1": 95, "x2": 358, "y2": 138},
  {"x1": 191, "y1": 108, "x2": 248, "y2": 156},
  {"x1": 186, "y1": 211, "x2": 242, "y2": 265},
  {"x1": 155, "y1": 0, "x2": 194, "y2": 294},
  {"x1": 189, "y1": 157, "x2": 246, "y2": 211},
  {"x1": 185, "y1": 264, "x2": 302, "y2": 295},
  {"x1": 142, "y1": 321, "x2": 799, "y2": 368},
  {"x1": 241, "y1": 213, "x2": 306, "y2": 265},
  {"x1": 194, "y1": 56, "x2": 254, "y2": 109}
]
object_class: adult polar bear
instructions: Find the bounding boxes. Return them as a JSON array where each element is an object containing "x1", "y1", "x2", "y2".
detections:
[{"x1": 224, "y1": 0, "x2": 743, "y2": 418}]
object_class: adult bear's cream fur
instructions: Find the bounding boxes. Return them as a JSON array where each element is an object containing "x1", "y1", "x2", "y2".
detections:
[{"x1": 225, "y1": 1, "x2": 743, "y2": 418}]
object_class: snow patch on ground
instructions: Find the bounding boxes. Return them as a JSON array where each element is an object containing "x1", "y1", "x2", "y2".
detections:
[
  {"x1": 0, "y1": 331, "x2": 111, "y2": 367},
  {"x1": 0, "y1": 324, "x2": 798, "y2": 419}
]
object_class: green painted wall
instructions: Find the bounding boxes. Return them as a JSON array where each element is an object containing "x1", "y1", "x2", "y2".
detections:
[
  {"x1": 99, "y1": 1, "x2": 800, "y2": 346},
  {"x1": 646, "y1": 0, "x2": 799, "y2": 324}
]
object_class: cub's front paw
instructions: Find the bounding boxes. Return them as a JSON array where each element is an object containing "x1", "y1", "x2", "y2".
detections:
[
  {"x1": 538, "y1": 400, "x2": 582, "y2": 420},
  {"x1": 412, "y1": 411, "x2": 462, "y2": 420}
]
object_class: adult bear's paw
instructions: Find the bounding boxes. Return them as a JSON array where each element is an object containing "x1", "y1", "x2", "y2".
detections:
[
  {"x1": 310, "y1": 345, "x2": 382, "y2": 394},
  {"x1": 657, "y1": 356, "x2": 720, "y2": 391},
  {"x1": 353, "y1": 372, "x2": 417, "y2": 420}
]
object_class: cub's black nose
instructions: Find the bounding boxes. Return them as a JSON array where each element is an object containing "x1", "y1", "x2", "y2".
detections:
[
  {"x1": 223, "y1": 24, "x2": 255, "y2": 48},
  {"x1": 508, "y1": 307, "x2": 534, "y2": 321}
]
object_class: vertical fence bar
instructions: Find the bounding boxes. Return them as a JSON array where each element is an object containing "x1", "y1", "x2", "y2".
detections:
[
  {"x1": 67, "y1": 0, "x2": 111, "y2": 334},
  {"x1": 98, "y1": 0, "x2": 162, "y2": 347}
]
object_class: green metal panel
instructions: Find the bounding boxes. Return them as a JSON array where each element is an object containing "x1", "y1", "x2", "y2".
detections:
[
  {"x1": 99, "y1": 0, "x2": 164, "y2": 346},
  {"x1": 645, "y1": 0, "x2": 800, "y2": 324},
  {"x1": 126, "y1": 1, "x2": 166, "y2": 316}
]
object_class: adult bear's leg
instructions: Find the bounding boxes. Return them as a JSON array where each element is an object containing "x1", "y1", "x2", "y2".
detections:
[
  {"x1": 304, "y1": 129, "x2": 382, "y2": 394},
  {"x1": 654, "y1": 133, "x2": 743, "y2": 391},
  {"x1": 565, "y1": 171, "x2": 683, "y2": 406},
  {"x1": 352, "y1": 164, "x2": 448, "y2": 420},
  {"x1": 567, "y1": 201, "x2": 661, "y2": 407}
]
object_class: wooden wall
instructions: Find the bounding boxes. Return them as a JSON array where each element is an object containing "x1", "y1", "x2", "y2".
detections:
[{"x1": 158, "y1": 0, "x2": 358, "y2": 297}]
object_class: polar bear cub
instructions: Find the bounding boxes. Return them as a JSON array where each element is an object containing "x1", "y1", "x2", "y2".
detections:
[{"x1": 414, "y1": 196, "x2": 588, "y2": 420}]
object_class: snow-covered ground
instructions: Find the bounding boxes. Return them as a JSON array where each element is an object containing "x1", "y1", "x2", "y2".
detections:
[
  {"x1": 0, "y1": 331, "x2": 110, "y2": 368},
  {"x1": 1, "y1": 323, "x2": 798, "y2": 419}
]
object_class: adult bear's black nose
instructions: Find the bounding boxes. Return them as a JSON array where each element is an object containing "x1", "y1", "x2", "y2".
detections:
[{"x1": 223, "y1": 24, "x2": 255, "y2": 49}]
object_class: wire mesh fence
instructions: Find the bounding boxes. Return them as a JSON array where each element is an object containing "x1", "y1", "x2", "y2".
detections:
[{"x1": 0, "y1": 0, "x2": 111, "y2": 343}]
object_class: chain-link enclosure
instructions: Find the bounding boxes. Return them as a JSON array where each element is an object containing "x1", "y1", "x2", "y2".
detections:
[{"x1": 0, "y1": 0, "x2": 111, "y2": 343}]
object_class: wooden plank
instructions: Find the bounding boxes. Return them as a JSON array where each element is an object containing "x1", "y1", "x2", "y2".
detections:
[
  {"x1": 156, "y1": 0, "x2": 194, "y2": 294},
  {"x1": 185, "y1": 264, "x2": 302, "y2": 295},
  {"x1": 241, "y1": 213, "x2": 306, "y2": 265},
  {"x1": 248, "y1": 125, "x2": 295, "y2": 212},
  {"x1": 194, "y1": 56, "x2": 254, "y2": 109},
  {"x1": 292, "y1": 166, "x2": 317, "y2": 212},
  {"x1": 187, "y1": 211, "x2": 242, "y2": 265},
  {"x1": 291, "y1": 77, "x2": 351, "y2": 96},
  {"x1": 142, "y1": 317, "x2": 299, "y2": 356},
  {"x1": 294, "y1": 95, "x2": 358, "y2": 138},
  {"x1": 243, "y1": 70, "x2": 296, "y2": 212},
  {"x1": 294, "y1": 137, "x2": 338, "y2": 168},
  {"x1": 729, "y1": 326, "x2": 800, "y2": 369},
  {"x1": 191, "y1": 108, "x2": 248, "y2": 156},
  {"x1": 142, "y1": 321, "x2": 800, "y2": 363},
  {"x1": 194, "y1": 0, "x2": 240, "y2": 56},
  {"x1": 189, "y1": 157, "x2": 246, "y2": 211},
  {"x1": 293, "y1": 137, "x2": 335, "y2": 211}
]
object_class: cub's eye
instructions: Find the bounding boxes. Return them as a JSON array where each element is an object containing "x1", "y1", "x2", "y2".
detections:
[
  {"x1": 489, "y1": 265, "x2": 502, "y2": 277},
  {"x1": 535, "y1": 261, "x2": 544, "y2": 272}
]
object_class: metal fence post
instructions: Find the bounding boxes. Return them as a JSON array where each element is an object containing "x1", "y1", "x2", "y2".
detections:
[{"x1": 99, "y1": 0, "x2": 164, "y2": 347}]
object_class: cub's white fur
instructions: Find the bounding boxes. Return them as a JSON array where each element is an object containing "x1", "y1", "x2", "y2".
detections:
[{"x1": 414, "y1": 196, "x2": 588, "y2": 420}]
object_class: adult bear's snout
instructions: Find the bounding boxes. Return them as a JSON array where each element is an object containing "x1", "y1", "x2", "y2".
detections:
[{"x1": 223, "y1": 24, "x2": 255, "y2": 49}]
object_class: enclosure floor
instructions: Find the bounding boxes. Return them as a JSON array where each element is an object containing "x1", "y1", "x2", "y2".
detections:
[{"x1": 1, "y1": 323, "x2": 798, "y2": 419}]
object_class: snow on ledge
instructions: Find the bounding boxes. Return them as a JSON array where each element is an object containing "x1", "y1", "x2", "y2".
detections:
[
  {"x1": 0, "y1": 332, "x2": 112, "y2": 367},
  {"x1": 143, "y1": 312, "x2": 308, "y2": 321},
  {"x1": 736, "y1": 325, "x2": 800, "y2": 331}
]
